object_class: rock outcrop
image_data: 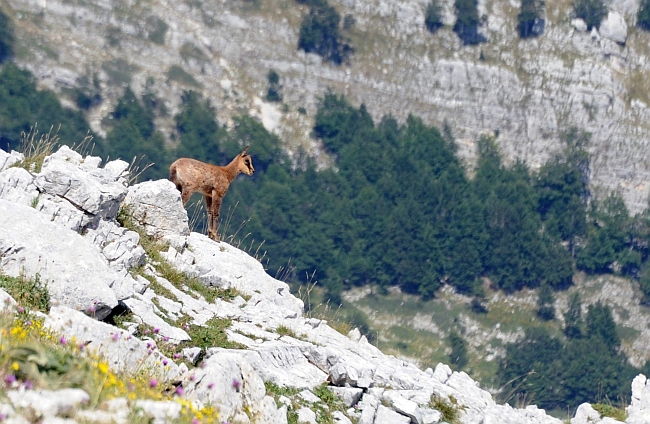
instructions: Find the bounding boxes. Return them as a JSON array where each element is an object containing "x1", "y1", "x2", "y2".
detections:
[{"x1": 0, "y1": 145, "x2": 648, "y2": 423}]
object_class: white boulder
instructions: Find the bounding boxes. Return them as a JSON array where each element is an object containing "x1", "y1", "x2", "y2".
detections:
[
  {"x1": 122, "y1": 179, "x2": 190, "y2": 249},
  {"x1": 599, "y1": 11, "x2": 627, "y2": 44},
  {"x1": 0, "y1": 199, "x2": 119, "y2": 319}
]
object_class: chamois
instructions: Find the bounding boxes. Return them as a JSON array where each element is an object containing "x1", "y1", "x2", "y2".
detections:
[{"x1": 169, "y1": 146, "x2": 254, "y2": 241}]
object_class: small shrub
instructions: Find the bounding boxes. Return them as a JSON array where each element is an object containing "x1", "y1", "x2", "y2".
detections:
[
  {"x1": 266, "y1": 69, "x2": 283, "y2": 102},
  {"x1": 297, "y1": 0, "x2": 353, "y2": 65},
  {"x1": 470, "y1": 298, "x2": 488, "y2": 314},
  {"x1": 592, "y1": 403, "x2": 627, "y2": 421},
  {"x1": 425, "y1": 0, "x2": 444, "y2": 33},
  {"x1": 518, "y1": 0, "x2": 545, "y2": 38},
  {"x1": 453, "y1": 0, "x2": 486, "y2": 44}
]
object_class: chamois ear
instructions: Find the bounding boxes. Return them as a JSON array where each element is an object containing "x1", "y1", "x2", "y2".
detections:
[{"x1": 240, "y1": 145, "x2": 250, "y2": 156}]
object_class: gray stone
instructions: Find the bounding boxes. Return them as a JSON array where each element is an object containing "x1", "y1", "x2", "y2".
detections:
[
  {"x1": 0, "y1": 199, "x2": 119, "y2": 319},
  {"x1": 383, "y1": 390, "x2": 421, "y2": 423},
  {"x1": 7, "y1": 388, "x2": 89, "y2": 419},
  {"x1": 374, "y1": 405, "x2": 411, "y2": 424},
  {"x1": 570, "y1": 403, "x2": 605, "y2": 424},
  {"x1": 34, "y1": 146, "x2": 128, "y2": 222},
  {"x1": 85, "y1": 220, "x2": 145, "y2": 275},
  {"x1": 328, "y1": 386, "x2": 363, "y2": 407},
  {"x1": 599, "y1": 11, "x2": 627, "y2": 44},
  {"x1": 299, "y1": 390, "x2": 321, "y2": 403},
  {"x1": 0, "y1": 167, "x2": 39, "y2": 207},
  {"x1": 0, "y1": 288, "x2": 17, "y2": 312},
  {"x1": 419, "y1": 407, "x2": 443, "y2": 424},
  {"x1": 122, "y1": 296, "x2": 190, "y2": 343},
  {"x1": 432, "y1": 363, "x2": 452, "y2": 384},
  {"x1": 45, "y1": 306, "x2": 180, "y2": 381},
  {"x1": 183, "y1": 233, "x2": 304, "y2": 317},
  {"x1": 297, "y1": 407, "x2": 317, "y2": 424},
  {"x1": 122, "y1": 180, "x2": 190, "y2": 249},
  {"x1": 357, "y1": 394, "x2": 379, "y2": 424},
  {"x1": 182, "y1": 347, "x2": 202, "y2": 364},
  {"x1": 628, "y1": 374, "x2": 650, "y2": 424},
  {"x1": 0, "y1": 149, "x2": 23, "y2": 172},
  {"x1": 332, "y1": 411, "x2": 353, "y2": 424},
  {"x1": 134, "y1": 400, "x2": 181, "y2": 424},
  {"x1": 571, "y1": 18, "x2": 588, "y2": 31}
]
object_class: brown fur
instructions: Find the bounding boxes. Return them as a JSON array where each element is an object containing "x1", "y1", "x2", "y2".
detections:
[{"x1": 169, "y1": 146, "x2": 254, "y2": 241}]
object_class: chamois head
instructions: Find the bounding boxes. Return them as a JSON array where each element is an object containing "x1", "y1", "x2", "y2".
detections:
[{"x1": 237, "y1": 145, "x2": 255, "y2": 176}]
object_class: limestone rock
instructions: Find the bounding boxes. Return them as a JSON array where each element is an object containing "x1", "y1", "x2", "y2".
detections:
[
  {"x1": 34, "y1": 146, "x2": 128, "y2": 225},
  {"x1": 134, "y1": 400, "x2": 181, "y2": 424},
  {"x1": 123, "y1": 180, "x2": 190, "y2": 249},
  {"x1": 628, "y1": 374, "x2": 650, "y2": 424},
  {"x1": 0, "y1": 149, "x2": 23, "y2": 172},
  {"x1": 599, "y1": 11, "x2": 627, "y2": 44},
  {"x1": 572, "y1": 18, "x2": 588, "y2": 32},
  {"x1": 122, "y1": 296, "x2": 190, "y2": 343},
  {"x1": 328, "y1": 386, "x2": 363, "y2": 407},
  {"x1": 297, "y1": 407, "x2": 317, "y2": 424},
  {"x1": 7, "y1": 388, "x2": 89, "y2": 419},
  {"x1": 45, "y1": 306, "x2": 180, "y2": 380},
  {"x1": 374, "y1": 405, "x2": 410, "y2": 424},
  {"x1": 383, "y1": 390, "x2": 421, "y2": 423},
  {"x1": 0, "y1": 167, "x2": 39, "y2": 207},
  {"x1": 0, "y1": 199, "x2": 119, "y2": 319},
  {"x1": 181, "y1": 348, "x2": 284, "y2": 423},
  {"x1": 181, "y1": 233, "x2": 303, "y2": 317},
  {"x1": 84, "y1": 220, "x2": 145, "y2": 275},
  {"x1": 332, "y1": 411, "x2": 353, "y2": 424}
]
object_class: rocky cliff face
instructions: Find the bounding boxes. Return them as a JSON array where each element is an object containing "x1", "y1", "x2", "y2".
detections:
[
  {"x1": 3, "y1": 0, "x2": 650, "y2": 212},
  {"x1": 3, "y1": 144, "x2": 650, "y2": 422}
]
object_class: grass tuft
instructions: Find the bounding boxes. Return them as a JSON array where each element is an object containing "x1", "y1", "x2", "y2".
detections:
[
  {"x1": 0, "y1": 273, "x2": 50, "y2": 313},
  {"x1": 429, "y1": 395, "x2": 463, "y2": 424},
  {"x1": 592, "y1": 403, "x2": 627, "y2": 421},
  {"x1": 12, "y1": 124, "x2": 59, "y2": 173}
]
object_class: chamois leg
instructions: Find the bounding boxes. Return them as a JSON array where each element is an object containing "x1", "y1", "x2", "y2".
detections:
[
  {"x1": 204, "y1": 195, "x2": 216, "y2": 241},
  {"x1": 208, "y1": 196, "x2": 222, "y2": 242},
  {"x1": 180, "y1": 186, "x2": 193, "y2": 205}
]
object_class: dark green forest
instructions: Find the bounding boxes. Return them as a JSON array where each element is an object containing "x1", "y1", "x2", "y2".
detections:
[{"x1": 4, "y1": 48, "x2": 650, "y2": 412}]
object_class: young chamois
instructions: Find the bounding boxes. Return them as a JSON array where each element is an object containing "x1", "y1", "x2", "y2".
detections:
[{"x1": 169, "y1": 146, "x2": 254, "y2": 241}]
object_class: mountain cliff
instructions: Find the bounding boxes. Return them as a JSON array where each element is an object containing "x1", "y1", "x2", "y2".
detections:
[{"x1": 3, "y1": 0, "x2": 650, "y2": 212}]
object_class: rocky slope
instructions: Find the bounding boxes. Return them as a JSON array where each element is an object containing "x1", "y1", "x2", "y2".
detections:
[
  {"x1": 3, "y1": 0, "x2": 650, "y2": 212},
  {"x1": 2, "y1": 144, "x2": 650, "y2": 422}
]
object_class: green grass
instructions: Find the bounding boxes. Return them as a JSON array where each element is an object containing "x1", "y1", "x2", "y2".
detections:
[
  {"x1": 592, "y1": 403, "x2": 627, "y2": 421},
  {"x1": 429, "y1": 395, "x2": 464, "y2": 424},
  {"x1": 276, "y1": 325, "x2": 298, "y2": 339},
  {"x1": 0, "y1": 273, "x2": 50, "y2": 313}
]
